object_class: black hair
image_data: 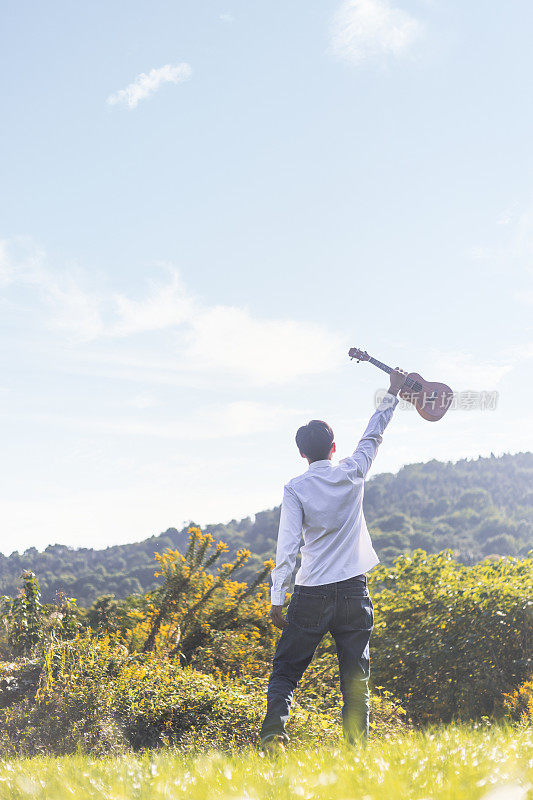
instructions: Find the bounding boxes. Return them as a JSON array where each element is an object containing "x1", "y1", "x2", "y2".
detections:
[{"x1": 295, "y1": 419, "x2": 334, "y2": 462}]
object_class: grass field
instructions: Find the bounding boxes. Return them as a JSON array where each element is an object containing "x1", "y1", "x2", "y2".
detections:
[{"x1": 0, "y1": 725, "x2": 531, "y2": 800}]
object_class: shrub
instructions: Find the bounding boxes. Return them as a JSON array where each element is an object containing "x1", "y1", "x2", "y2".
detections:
[
  {"x1": 2, "y1": 534, "x2": 530, "y2": 755},
  {"x1": 133, "y1": 528, "x2": 275, "y2": 667},
  {"x1": 0, "y1": 633, "x2": 405, "y2": 756},
  {"x1": 1, "y1": 571, "x2": 81, "y2": 657},
  {"x1": 294, "y1": 644, "x2": 408, "y2": 736},
  {"x1": 0, "y1": 634, "x2": 256, "y2": 757},
  {"x1": 1, "y1": 571, "x2": 44, "y2": 656},
  {"x1": 369, "y1": 550, "x2": 532, "y2": 724},
  {"x1": 500, "y1": 678, "x2": 533, "y2": 723}
]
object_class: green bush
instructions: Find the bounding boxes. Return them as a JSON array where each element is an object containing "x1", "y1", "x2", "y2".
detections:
[
  {"x1": 1, "y1": 540, "x2": 531, "y2": 757},
  {"x1": 369, "y1": 550, "x2": 532, "y2": 723},
  {"x1": 0, "y1": 633, "x2": 405, "y2": 757},
  {"x1": 1, "y1": 571, "x2": 81, "y2": 658},
  {"x1": 500, "y1": 677, "x2": 533, "y2": 722}
]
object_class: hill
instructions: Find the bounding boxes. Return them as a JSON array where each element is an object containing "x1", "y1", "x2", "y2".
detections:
[{"x1": 1, "y1": 452, "x2": 531, "y2": 606}]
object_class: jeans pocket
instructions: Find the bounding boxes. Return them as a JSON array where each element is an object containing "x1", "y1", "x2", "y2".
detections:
[
  {"x1": 343, "y1": 594, "x2": 374, "y2": 630},
  {"x1": 288, "y1": 592, "x2": 328, "y2": 630}
]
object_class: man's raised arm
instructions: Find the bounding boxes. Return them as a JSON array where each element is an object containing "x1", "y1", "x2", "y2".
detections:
[{"x1": 340, "y1": 367, "x2": 407, "y2": 480}]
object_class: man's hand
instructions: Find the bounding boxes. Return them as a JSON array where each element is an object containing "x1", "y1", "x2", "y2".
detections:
[
  {"x1": 270, "y1": 604, "x2": 287, "y2": 630},
  {"x1": 388, "y1": 367, "x2": 408, "y2": 396}
]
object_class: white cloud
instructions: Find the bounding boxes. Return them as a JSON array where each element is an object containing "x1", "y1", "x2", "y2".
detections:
[
  {"x1": 0, "y1": 240, "x2": 344, "y2": 385},
  {"x1": 497, "y1": 209, "x2": 514, "y2": 226},
  {"x1": 0, "y1": 238, "x2": 104, "y2": 339},
  {"x1": 470, "y1": 203, "x2": 533, "y2": 265},
  {"x1": 2, "y1": 401, "x2": 302, "y2": 442},
  {"x1": 330, "y1": 0, "x2": 424, "y2": 65},
  {"x1": 469, "y1": 245, "x2": 494, "y2": 261},
  {"x1": 186, "y1": 304, "x2": 343, "y2": 383},
  {"x1": 469, "y1": 203, "x2": 533, "y2": 309},
  {"x1": 107, "y1": 63, "x2": 192, "y2": 109},
  {"x1": 111, "y1": 270, "x2": 195, "y2": 336},
  {"x1": 130, "y1": 393, "x2": 159, "y2": 410},
  {"x1": 45, "y1": 274, "x2": 105, "y2": 340},
  {"x1": 428, "y1": 348, "x2": 533, "y2": 389}
]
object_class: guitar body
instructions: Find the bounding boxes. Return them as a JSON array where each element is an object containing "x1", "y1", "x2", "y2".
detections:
[
  {"x1": 348, "y1": 347, "x2": 454, "y2": 422},
  {"x1": 400, "y1": 373, "x2": 454, "y2": 422}
]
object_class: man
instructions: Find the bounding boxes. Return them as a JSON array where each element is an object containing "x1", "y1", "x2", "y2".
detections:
[{"x1": 259, "y1": 366, "x2": 408, "y2": 751}]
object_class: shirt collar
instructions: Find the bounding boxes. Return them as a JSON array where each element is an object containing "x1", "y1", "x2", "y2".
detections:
[{"x1": 308, "y1": 459, "x2": 332, "y2": 470}]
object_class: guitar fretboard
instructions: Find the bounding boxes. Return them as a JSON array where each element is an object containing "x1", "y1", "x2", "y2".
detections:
[
  {"x1": 368, "y1": 356, "x2": 422, "y2": 392},
  {"x1": 368, "y1": 357, "x2": 392, "y2": 374}
]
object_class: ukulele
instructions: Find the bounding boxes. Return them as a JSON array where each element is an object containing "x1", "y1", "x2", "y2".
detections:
[{"x1": 348, "y1": 347, "x2": 454, "y2": 422}]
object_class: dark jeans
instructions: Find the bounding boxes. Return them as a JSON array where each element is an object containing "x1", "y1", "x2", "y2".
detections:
[{"x1": 260, "y1": 575, "x2": 373, "y2": 745}]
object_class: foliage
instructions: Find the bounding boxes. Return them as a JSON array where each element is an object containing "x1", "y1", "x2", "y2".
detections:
[
  {"x1": 368, "y1": 549, "x2": 533, "y2": 723},
  {"x1": 0, "y1": 632, "x2": 404, "y2": 757},
  {"x1": 501, "y1": 678, "x2": 533, "y2": 723},
  {"x1": 83, "y1": 593, "x2": 141, "y2": 638},
  {"x1": 0, "y1": 634, "x2": 259, "y2": 757},
  {"x1": 1, "y1": 571, "x2": 81, "y2": 657},
  {"x1": 139, "y1": 528, "x2": 273, "y2": 663},
  {"x1": 0, "y1": 452, "x2": 531, "y2": 606},
  {"x1": 0, "y1": 530, "x2": 531, "y2": 758},
  {"x1": 0, "y1": 726, "x2": 532, "y2": 800},
  {"x1": 1, "y1": 571, "x2": 43, "y2": 656},
  {"x1": 0, "y1": 530, "x2": 405, "y2": 757},
  {"x1": 117, "y1": 528, "x2": 277, "y2": 675}
]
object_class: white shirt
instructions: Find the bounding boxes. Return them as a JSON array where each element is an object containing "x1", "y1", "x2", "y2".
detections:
[{"x1": 270, "y1": 392, "x2": 399, "y2": 605}]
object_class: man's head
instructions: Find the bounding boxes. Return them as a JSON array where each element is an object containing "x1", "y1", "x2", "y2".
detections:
[{"x1": 295, "y1": 419, "x2": 336, "y2": 463}]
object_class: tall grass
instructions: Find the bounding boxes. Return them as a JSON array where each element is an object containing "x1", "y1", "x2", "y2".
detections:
[{"x1": 0, "y1": 724, "x2": 530, "y2": 800}]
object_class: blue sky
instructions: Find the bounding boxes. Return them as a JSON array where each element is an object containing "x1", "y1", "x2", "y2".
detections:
[{"x1": 1, "y1": 0, "x2": 532, "y2": 555}]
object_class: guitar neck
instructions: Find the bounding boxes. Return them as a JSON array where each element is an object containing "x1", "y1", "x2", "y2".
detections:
[
  {"x1": 368, "y1": 356, "x2": 392, "y2": 375},
  {"x1": 367, "y1": 355, "x2": 418, "y2": 390}
]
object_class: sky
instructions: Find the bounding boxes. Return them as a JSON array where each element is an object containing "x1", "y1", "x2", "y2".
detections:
[{"x1": 1, "y1": 0, "x2": 532, "y2": 556}]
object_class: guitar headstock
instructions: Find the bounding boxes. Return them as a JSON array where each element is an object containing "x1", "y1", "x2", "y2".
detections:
[{"x1": 348, "y1": 347, "x2": 370, "y2": 362}]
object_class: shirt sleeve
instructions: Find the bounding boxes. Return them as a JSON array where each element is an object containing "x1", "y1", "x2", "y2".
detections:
[
  {"x1": 339, "y1": 391, "x2": 399, "y2": 480},
  {"x1": 270, "y1": 484, "x2": 303, "y2": 606}
]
